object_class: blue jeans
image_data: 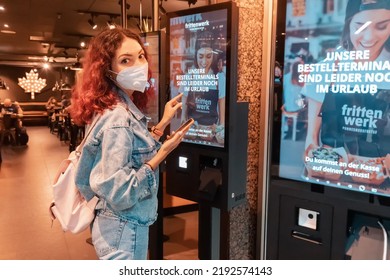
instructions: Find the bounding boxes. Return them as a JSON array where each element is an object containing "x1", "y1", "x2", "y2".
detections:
[{"x1": 91, "y1": 210, "x2": 149, "y2": 260}]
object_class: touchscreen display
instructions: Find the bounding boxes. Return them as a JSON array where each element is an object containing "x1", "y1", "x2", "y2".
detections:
[
  {"x1": 278, "y1": 0, "x2": 390, "y2": 196},
  {"x1": 168, "y1": 8, "x2": 228, "y2": 148}
]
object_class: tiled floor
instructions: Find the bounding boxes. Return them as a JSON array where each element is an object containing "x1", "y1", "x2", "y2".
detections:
[
  {"x1": 163, "y1": 212, "x2": 198, "y2": 260},
  {"x1": 0, "y1": 126, "x2": 198, "y2": 260}
]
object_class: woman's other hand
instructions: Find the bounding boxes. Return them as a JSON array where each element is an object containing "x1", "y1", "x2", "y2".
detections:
[
  {"x1": 149, "y1": 93, "x2": 183, "y2": 140},
  {"x1": 162, "y1": 130, "x2": 185, "y2": 154},
  {"x1": 146, "y1": 128, "x2": 187, "y2": 170},
  {"x1": 161, "y1": 93, "x2": 183, "y2": 126}
]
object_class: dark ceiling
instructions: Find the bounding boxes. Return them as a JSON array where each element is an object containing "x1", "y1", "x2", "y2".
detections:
[{"x1": 0, "y1": 0, "x2": 209, "y2": 68}]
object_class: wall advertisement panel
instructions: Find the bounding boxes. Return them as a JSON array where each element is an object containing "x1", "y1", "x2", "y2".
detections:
[{"x1": 168, "y1": 9, "x2": 228, "y2": 148}]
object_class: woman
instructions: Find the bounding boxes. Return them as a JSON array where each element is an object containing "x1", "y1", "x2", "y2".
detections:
[
  {"x1": 180, "y1": 30, "x2": 225, "y2": 143},
  {"x1": 70, "y1": 26, "x2": 186, "y2": 260}
]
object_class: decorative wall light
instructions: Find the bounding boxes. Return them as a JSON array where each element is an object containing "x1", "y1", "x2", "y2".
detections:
[
  {"x1": 52, "y1": 81, "x2": 72, "y2": 91},
  {"x1": 52, "y1": 68, "x2": 72, "y2": 91},
  {"x1": 18, "y1": 70, "x2": 46, "y2": 99}
]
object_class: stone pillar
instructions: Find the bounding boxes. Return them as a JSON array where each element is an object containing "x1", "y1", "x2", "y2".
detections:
[{"x1": 229, "y1": 0, "x2": 265, "y2": 259}]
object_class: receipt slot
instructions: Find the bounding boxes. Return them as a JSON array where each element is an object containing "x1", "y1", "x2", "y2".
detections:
[{"x1": 198, "y1": 156, "x2": 222, "y2": 202}]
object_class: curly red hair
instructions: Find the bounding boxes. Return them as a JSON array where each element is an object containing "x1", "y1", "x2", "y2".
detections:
[{"x1": 70, "y1": 26, "x2": 153, "y2": 126}]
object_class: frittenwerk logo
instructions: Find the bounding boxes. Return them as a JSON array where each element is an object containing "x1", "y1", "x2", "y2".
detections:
[
  {"x1": 184, "y1": 20, "x2": 210, "y2": 31},
  {"x1": 341, "y1": 104, "x2": 383, "y2": 135}
]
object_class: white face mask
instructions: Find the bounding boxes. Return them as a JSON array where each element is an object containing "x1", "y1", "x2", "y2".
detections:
[{"x1": 108, "y1": 63, "x2": 148, "y2": 92}]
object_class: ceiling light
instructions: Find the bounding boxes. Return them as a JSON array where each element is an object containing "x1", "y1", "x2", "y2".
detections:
[
  {"x1": 0, "y1": 6, "x2": 4, "y2": 11},
  {"x1": 1, "y1": 30, "x2": 16, "y2": 34},
  {"x1": 88, "y1": 19, "x2": 97, "y2": 29},
  {"x1": 4, "y1": 23, "x2": 9, "y2": 28},
  {"x1": 107, "y1": 14, "x2": 118, "y2": 29},
  {"x1": 107, "y1": 18, "x2": 116, "y2": 29},
  {"x1": 88, "y1": 15, "x2": 97, "y2": 29}
]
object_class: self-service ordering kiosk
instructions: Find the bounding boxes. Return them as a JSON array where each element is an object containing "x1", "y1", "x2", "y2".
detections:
[
  {"x1": 165, "y1": 2, "x2": 249, "y2": 259},
  {"x1": 265, "y1": 0, "x2": 390, "y2": 259}
]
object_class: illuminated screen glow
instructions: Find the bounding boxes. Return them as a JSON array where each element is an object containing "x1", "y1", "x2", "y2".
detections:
[
  {"x1": 168, "y1": 9, "x2": 228, "y2": 148},
  {"x1": 278, "y1": 0, "x2": 390, "y2": 197}
]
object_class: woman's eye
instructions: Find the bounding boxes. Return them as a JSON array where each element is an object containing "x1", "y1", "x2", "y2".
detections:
[
  {"x1": 120, "y1": 58, "x2": 130, "y2": 64},
  {"x1": 376, "y1": 22, "x2": 389, "y2": 31},
  {"x1": 139, "y1": 53, "x2": 146, "y2": 59}
]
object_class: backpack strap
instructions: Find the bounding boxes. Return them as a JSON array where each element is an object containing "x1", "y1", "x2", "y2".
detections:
[
  {"x1": 73, "y1": 115, "x2": 101, "y2": 203},
  {"x1": 75, "y1": 114, "x2": 101, "y2": 155}
]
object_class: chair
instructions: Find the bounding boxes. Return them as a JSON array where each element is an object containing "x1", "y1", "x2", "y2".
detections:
[
  {"x1": 0, "y1": 114, "x2": 17, "y2": 145},
  {"x1": 58, "y1": 111, "x2": 71, "y2": 141}
]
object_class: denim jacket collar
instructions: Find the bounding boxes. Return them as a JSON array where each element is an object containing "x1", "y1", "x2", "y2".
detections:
[{"x1": 117, "y1": 89, "x2": 146, "y2": 123}]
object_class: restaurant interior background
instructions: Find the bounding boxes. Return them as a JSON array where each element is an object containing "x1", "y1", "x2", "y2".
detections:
[{"x1": 0, "y1": 0, "x2": 212, "y2": 103}]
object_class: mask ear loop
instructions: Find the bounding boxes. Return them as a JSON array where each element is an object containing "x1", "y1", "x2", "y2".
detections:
[
  {"x1": 106, "y1": 69, "x2": 129, "y2": 94},
  {"x1": 106, "y1": 69, "x2": 117, "y2": 80}
]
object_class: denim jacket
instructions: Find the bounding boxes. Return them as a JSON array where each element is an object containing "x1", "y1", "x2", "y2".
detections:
[{"x1": 75, "y1": 90, "x2": 161, "y2": 226}]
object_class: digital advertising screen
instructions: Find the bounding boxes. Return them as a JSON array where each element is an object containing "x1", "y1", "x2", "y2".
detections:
[
  {"x1": 167, "y1": 5, "x2": 229, "y2": 148},
  {"x1": 277, "y1": 0, "x2": 390, "y2": 197}
]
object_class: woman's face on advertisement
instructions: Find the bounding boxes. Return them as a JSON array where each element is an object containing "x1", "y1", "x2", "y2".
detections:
[
  {"x1": 111, "y1": 37, "x2": 147, "y2": 73},
  {"x1": 349, "y1": 9, "x2": 390, "y2": 59},
  {"x1": 197, "y1": 47, "x2": 213, "y2": 72}
]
